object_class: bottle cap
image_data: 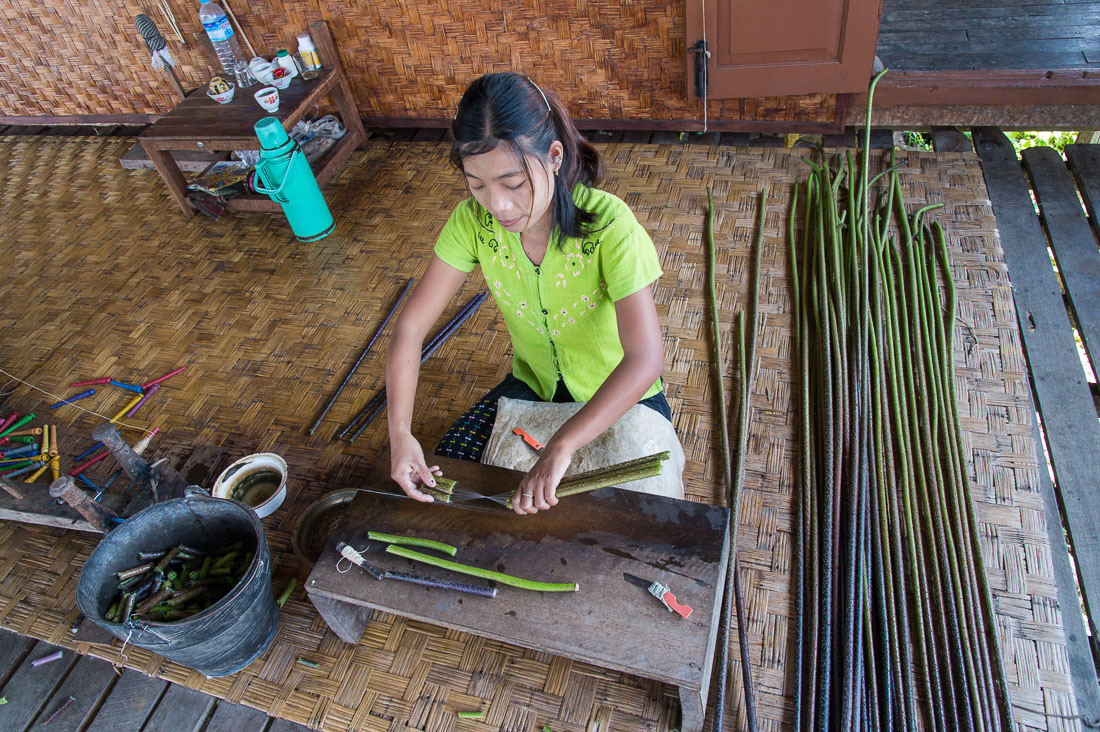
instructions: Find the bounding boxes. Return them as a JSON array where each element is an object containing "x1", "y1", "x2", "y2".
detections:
[
  {"x1": 276, "y1": 49, "x2": 289, "y2": 57},
  {"x1": 254, "y1": 117, "x2": 291, "y2": 150}
]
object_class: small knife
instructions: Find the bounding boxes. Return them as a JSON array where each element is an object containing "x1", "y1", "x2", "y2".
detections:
[
  {"x1": 623, "y1": 572, "x2": 693, "y2": 618},
  {"x1": 337, "y1": 542, "x2": 498, "y2": 598}
]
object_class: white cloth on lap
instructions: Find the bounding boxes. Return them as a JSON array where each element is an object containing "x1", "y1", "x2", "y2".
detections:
[{"x1": 482, "y1": 396, "x2": 685, "y2": 499}]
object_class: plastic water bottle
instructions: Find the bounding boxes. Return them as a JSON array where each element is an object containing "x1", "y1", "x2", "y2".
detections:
[{"x1": 198, "y1": 0, "x2": 244, "y2": 75}]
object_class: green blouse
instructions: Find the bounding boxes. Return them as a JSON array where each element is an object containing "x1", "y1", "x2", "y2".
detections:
[{"x1": 434, "y1": 185, "x2": 663, "y2": 402}]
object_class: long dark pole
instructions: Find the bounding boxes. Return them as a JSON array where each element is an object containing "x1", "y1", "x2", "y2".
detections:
[
  {"x1": 309, "y1": 277, "x2": 414, "y2": 435},
  {"x1": 341, "y1": 291, "x2": 489, "y2": 442}
]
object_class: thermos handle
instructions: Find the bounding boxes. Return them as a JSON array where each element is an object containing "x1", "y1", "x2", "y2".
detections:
[{"x1": 252, "y1": 149, "x2": 299, "y2": 200}]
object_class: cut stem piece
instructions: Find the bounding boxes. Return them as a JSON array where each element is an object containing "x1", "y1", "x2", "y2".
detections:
[
  {"x1": 368, "y1": 531, "x2": 458, "y2": 556},
  {"x1": 386, "y1": 545, "x2": 578, "y2": 592}
]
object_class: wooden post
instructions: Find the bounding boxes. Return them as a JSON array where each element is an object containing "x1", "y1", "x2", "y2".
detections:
[
  {"x1": 309, "y1": 21, "x2": 368, "y2": 150},
  {"x1": 49, "y1": 476, "x2": 117, "y2": 533}
]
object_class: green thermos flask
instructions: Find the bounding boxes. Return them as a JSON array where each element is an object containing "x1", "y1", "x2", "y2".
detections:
[{"x1": 251, "y1": 117, "x2": 335, "y2": 241}]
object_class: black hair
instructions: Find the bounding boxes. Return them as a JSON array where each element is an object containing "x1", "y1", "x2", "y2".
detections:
[{"x1": 450, "y1": 72, "x2": 605, "y2": 249}]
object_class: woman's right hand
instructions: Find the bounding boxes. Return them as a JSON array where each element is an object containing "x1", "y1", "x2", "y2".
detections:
[{"x1": 390, "y1": 432, "x2": 441, "y2": 502}]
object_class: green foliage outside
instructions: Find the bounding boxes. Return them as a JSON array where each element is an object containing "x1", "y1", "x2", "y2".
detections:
[
  {"x1": 1008, "y1": 131, "x2": 1078, "y2": 157},
  {"x1": 903, "y1": 131, "x2": 933, "y2": 151}
]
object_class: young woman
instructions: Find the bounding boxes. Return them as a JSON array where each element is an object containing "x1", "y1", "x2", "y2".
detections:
[{"x1": 386, "y1": 72, "x2": 669, "y2": 515}]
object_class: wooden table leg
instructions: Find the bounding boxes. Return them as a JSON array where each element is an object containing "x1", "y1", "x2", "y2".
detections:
[
  {"x1": 678, "y1": 685, "x2": 705, "y2": 732},
  {"x1": 334, "y1": 76, "x2": 368, "y2": 151},
  {"x1": 307, "y1": 592, "x2": 372, "y2": 644},
  {"x1": 142, "y1": 143, "x2": 196, "y2": 218}
]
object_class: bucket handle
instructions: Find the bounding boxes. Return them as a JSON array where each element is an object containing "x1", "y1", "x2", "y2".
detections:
[
  {"x1": 252, "y1": 149, "x2": 299, "y2": 198},
  {"x1": 125, "y1": 619, "x2": 173, "y2": 644}
]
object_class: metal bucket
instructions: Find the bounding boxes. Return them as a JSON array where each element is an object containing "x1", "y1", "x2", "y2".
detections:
[{"x1": 76, "y1": 489, "x2": 278, "y2": 677}]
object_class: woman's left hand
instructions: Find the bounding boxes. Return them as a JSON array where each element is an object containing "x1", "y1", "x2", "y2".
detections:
[{"x1": 513, "y1": 443, "x2": 574, "y2": 514}]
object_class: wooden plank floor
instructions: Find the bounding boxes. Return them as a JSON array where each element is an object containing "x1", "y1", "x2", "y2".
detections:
[
  {"x1": 0, "y1": 629, "x2": 312, "y2": 732},
  {"x1": 973, "y1": 130, "x2": 1100, "y2": 725},
  {"x1": 878, "y1": 0, "x2": 1100, "y2": 70}
]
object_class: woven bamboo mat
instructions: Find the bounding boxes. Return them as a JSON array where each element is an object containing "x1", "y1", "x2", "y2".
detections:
[{"x1": 0, "y1": 136, "x2": 1078, "y2": 731}]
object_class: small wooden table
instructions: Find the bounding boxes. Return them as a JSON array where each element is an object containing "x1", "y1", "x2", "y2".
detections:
[
  {"x1": 305, "y1": 456, "x2": 730, "y2": 732},
  {"x1": 139, "y1": 22, "x2": 366, "y2": 218}
]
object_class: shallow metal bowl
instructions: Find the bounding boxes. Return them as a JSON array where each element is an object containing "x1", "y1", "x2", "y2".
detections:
[{"x1": 291, "y1": 489, "x2": 357, "y2": 564}]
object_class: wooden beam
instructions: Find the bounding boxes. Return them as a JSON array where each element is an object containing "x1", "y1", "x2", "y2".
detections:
[
  {"x1": 857, "y1": 69, "x2": 1100, "y2": 107},
  {"x1": 1027, "y1": 401, "x2": 1100, "y2": 724},
  {"x1": 973, "y1": 129, "x2": 1100, "y2": 678},
  {"x1": 141, "y1": 684, "x2": 216, "y2": 732},
  {"x1": 0, "y1": 640, "x2": 79, "y2": 731},
  {"x1": 0, "y1": 115, "x2": 158, "y2": 126},
  {"x1": 203, "y1": 701, "x2": 270, "y2": 732},
  {"x1": 36, "y1": 655, "x2": 118, "y2": 732},
  {"x1": 1027, "y1": 146, "x2": 1100, "y2": 374},
  {"x1": 82, "y1": 670, "x2": 169, "y2": 732}
]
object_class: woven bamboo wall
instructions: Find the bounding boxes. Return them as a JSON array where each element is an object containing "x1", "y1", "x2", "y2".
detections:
[{"x1": 0, "y1": 0, "x2": 835, "y2": 124}]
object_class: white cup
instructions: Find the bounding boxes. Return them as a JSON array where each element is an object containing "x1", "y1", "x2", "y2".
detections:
[
  {"x1": 254, "y1": 86, "x2": 279, "y2": 112},
  {"x1": 249, "y1": 57, "x2": 275, "y2": 85}
]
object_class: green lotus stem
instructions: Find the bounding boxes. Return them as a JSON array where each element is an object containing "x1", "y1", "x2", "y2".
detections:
[
  {"x1": 789, "y1": 179, "x2": 807, "y2": 732},
  {"x1": 367, "y1": 531, "x2": 458, "y2": 556},
  {"x1": 434, "y1": 477, "x2": 456, "y2": 494},
  {"x1": 706, "y1": 186, "x2": 733, "y2": 493},
  {"x1": 558, "y1": 451, "x2": 671, "y2": 486},
  {"x1": 421, "y1": 487, "x2": 453, "y2": 503},
  {"x1": 556, "y1": 463, "x2": 663, "y2": 498},
  {"x1": 276, "y1": 577, "x2": 297, "y2": 607},
  {"x1": 385, "y1": 545, "x2": 578, "y2": 592},
  {"x1": 457, "y1": 711, "x2": 484, "y2": 719}
]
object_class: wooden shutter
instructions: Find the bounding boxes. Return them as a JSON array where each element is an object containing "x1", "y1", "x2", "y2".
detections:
[{"x1": 685, "y1": 0, "x2": 883, "y2": 98}]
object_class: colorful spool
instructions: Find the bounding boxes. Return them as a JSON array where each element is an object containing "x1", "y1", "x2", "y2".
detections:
[
  {"x1": 109, "y1": 379, "x2": 144, "y2": 393},
  {"x1": 0, "y1": 413, "x2": 17, "y2": 433},
  {"x1": 70, "y1": 378, "x2": 111, "y2": 387},
  {"x1": 0, "y1": 444, "x2": 39, "y2": 459},
  {"x1": 143, "y1": 366, "x2": 185, "y2": 390},
  {"x1": 109, "y1": 394, "x2": 143, "y2": 424},
  {"x1": 69, "y1": 450, "x2": 109, "y2": 477},
  {"x1": 23, "y1": 461, "x2": 50, "y2": 483},
  {"x1": 1, "y1": 455, "x2": 48, "y2": 466},
  {"x1": 0, "y1": 414, "x2": 35, "y2": 438},
  {"x1": 49, "y1": 425, "x2": 59, "y2": 480},
  {"x1": 50, "y1": 389, "x2": 95, "y2": 409},
  {"x1": 74, "y1": 442, "x2": 104, "y2": 462},
  {"x1": 3, "y1": 463, "x2": 41, "y2": 478},
  {"x1": 124, "y1": 385, "x2": 159, "y2": 418}
]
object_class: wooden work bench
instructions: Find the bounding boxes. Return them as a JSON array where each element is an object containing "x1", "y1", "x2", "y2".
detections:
[
  {"x1": 139, "y1": 21, "x2": 366, "y2": 219},
  {"x1": 306, "y1": 456, "x2": 730, "y2": 732}
]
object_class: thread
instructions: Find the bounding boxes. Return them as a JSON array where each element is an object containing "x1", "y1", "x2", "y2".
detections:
[{"x1": 0, "y1": 368, "x2": 147, "y2": 432}]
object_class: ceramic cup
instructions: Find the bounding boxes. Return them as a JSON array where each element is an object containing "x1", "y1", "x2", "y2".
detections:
[
  {"x1": 248, "y1": 57, "x2": 275, "y2": 85},
  {"x1": 206, "y1": 81, "x2": 235, "y2": 104},
  {"x1": 270, "y1": 67, "x2": 292, "y2": 90},
  {"x1": 254, "y1": 86, "x2": 279, "y2": 112}
]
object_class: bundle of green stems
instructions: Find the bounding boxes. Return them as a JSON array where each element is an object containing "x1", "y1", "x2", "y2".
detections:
[
  {"x1": 789, "y1": 72, "x2": 1013, "y2": 732},
  {"x1": 104, "y1": 542, "x2": 251, "y2": 624}
]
